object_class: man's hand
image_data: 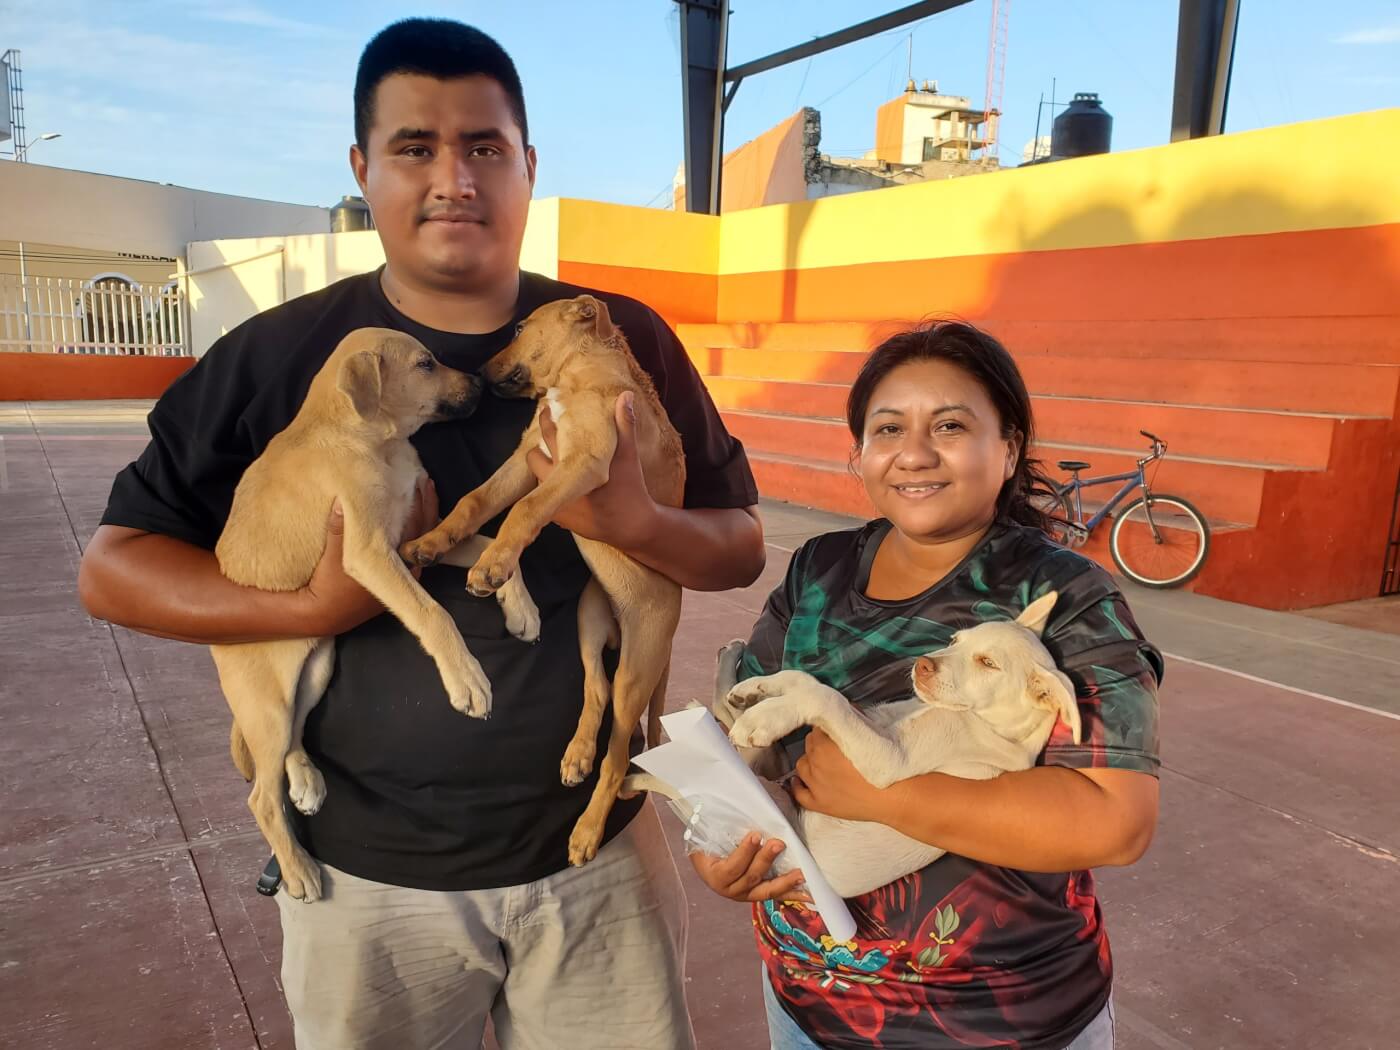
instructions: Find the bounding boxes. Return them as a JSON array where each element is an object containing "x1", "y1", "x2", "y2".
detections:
[
  {"x1": 297, "y1": 476, "x2": 439, "y2": 636},
  {"x1": 789, "y1": 728, "x2": 890, "y2": 824},
  {"x1": 525, "y1": 391, "x2": 660, "y2": 551},
  {"x1": 690, "y1": 834, "x2": 812, "y2": 904}
]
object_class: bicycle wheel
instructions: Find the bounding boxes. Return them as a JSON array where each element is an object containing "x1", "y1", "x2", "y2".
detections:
[{"x1": 1109, "y1": 494, "x2": 1210, "y2": 588}]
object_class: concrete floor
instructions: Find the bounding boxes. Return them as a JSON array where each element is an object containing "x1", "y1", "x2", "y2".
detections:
[
  {"x1": 1298, "y1": 594, "x2": 1400, "y2": 639},
  {"x1": 3, "y1": 401, "x2": 1399, "y2": 1050}
]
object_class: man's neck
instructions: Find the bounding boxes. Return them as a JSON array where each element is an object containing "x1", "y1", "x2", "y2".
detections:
[{"x1": 379, "y1": 264, "x2": 521, "y2": 335}]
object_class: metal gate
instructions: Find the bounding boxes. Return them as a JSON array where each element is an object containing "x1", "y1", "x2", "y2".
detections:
[{"x1": 1382, "y1": 467, "x2": 1400, "y2": 597}]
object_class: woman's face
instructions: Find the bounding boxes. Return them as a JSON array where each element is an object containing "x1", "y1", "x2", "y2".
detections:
[{"x1": 857, "y1": 359, "x2": 1019, "y2": 542}]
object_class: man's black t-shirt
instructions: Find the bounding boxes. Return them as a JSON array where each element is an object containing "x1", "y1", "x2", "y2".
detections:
[{"x1": 101, "y1": 269, "x2": 758, "y2": 890}]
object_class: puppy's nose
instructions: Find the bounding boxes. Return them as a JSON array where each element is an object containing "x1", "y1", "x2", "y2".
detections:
[{"x1": 914, "y1": 656, "x2": 937, "y2": 683}]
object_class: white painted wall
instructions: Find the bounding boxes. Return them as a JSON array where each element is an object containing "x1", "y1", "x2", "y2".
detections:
[
  {"x1": 0, "y1": 162, "x2": 330, "y2": 258},
  {"x1": 185, "y1": 199, "x2": 562, "y2": 356}
]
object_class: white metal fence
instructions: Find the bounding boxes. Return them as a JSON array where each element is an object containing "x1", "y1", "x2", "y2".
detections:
[{"x1": 0, "y1": 274, "x2": 189, "y2": 356}]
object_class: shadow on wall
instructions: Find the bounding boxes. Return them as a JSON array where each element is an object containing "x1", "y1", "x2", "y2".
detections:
[{"x1": 711, "y1": 165, "x2": 1400, "y2": 608}]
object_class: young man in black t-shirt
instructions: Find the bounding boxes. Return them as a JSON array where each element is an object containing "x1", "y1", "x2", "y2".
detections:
[{"x1": 78, "y1": 20, "x2": 764, "y2": 1049}]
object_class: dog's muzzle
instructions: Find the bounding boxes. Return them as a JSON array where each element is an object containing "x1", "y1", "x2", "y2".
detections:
[
  {"x1": 490, "y1": 365, "x2": 530, "y2": 398},
  {"x1": 436, "y1": 375, "x2": 484, "y2": 420}
]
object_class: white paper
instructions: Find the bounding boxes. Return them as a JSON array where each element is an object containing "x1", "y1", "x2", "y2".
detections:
[{"x1": 634, "y1": 706, "x2": 856, "y2": 942}]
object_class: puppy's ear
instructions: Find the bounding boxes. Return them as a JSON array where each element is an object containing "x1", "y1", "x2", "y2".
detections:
[
  {"x1": 1028, "y1": 665, "x2": 1081, "y2": 744},
  {"x1": 565, "y1": 296, "x2": 597, "y2": 324},
  {"x1": 566, "y1": 294, "x2": 617, "y2": 345},
  {"x1": 338, "y1": 349, "x2": 383, "y2": 420},
  {"x1": 1016, "y1": 590, "x2": 1058, "y2": 637},
  {"x1": 590, "y1": 296, "x2": 617, "y2": 343}
]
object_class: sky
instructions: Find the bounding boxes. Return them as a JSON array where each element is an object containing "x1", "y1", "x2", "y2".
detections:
[{"x1": 3, "y1": 0, "x2": 1399, "y2": 209}]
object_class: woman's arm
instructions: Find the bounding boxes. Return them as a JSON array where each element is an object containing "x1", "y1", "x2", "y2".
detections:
[{"x1": 792, "y1": 729, "x2": 1159, "y2": 872}]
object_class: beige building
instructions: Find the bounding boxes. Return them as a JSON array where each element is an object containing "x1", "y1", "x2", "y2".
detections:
[{"x1": 0, "y1": 161, "x2": 332, "y2": 354}]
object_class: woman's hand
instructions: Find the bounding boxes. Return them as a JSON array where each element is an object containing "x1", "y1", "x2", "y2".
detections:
[
  {"x1": 790, "y1": 728, "x2": 891, "y2": 823},
  {"x1": 690, "y1": 834, "x2": 812, "y2": 904}
]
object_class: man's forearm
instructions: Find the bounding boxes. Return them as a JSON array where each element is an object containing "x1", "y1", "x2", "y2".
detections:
[
  {"x1": 624, "y1": 505, "x2": 765, "y2": 591},
  {"x1": 79, "y1": 525, "x2": 319, "y2": 644},
  {"x1": 882, "y1": 766, "x2": 1159, "y2": 872}
]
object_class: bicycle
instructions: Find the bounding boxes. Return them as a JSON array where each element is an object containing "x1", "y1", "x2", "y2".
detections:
[{"x1": 1041, "y1": 430, "x2": 1211, "y2": 589}]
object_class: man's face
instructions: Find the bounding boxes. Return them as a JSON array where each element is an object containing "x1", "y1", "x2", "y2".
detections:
[{"x1": 351, "y1": 73, "x2": 536, "y2": 291}]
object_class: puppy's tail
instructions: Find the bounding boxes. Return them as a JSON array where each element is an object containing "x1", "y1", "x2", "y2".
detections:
[
  {"x1": 229, "y1": 722, "x2": 254, "y2": 782},
  {"x1": 645, "y1": 661, "x2": 671, "y2": 749}
]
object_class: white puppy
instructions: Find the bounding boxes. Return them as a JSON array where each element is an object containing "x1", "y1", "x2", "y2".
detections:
[{"x1": 726, "y1": 591, "x2": 1080, "y2": 898}]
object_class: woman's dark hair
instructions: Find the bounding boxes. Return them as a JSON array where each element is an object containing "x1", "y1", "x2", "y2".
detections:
[
  {"x1": 354, "y1": 19, "x2": 529, "y2": 151},
  {"x1": 845, "y1": 320, "x2": 1061, "y2": 534}
]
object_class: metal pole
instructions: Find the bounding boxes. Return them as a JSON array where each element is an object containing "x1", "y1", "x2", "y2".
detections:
[
  {"x1": 1171, "y1": 0, "x2": 1239, "y2": 140},
  {"x1": 677, "y1": 0, "x2": 726, "y2": 214},
  {"x1": 1031, "y1": 92, "x2": 1044, "y2": 161},
  {"x1": 708, "y1": 0, "x2": 730, "y2": 216}
]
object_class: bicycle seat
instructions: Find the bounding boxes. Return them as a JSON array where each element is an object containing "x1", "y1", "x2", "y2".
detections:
[{"x1": 1057, "y1": 460, "x2": 1092, "y2": 472}]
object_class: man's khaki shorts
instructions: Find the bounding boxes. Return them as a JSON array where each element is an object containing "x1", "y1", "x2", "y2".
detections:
[{"x1": 276, "y1": 803, "x2": 695, "y2": 1050}]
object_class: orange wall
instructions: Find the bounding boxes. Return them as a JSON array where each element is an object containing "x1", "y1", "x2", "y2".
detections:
[
  {"x1": 556, "y1": 261, "x2": 717, "y2": 329},
  {"x1": 716, "y1": 222, "x2": 1400, "y2": 325},
  {"x1": 873, "y1": 96, "x2": 907, "y2": 163},
  {"x1": 0, "y1": 352, "x2": 193, "y2": 401},
  {"x1": 718, "y1": 110, "x2": 809, "y2": 213}
]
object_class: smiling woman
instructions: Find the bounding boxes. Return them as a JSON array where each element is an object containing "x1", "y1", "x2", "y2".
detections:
[
  {"x1": 692, "y1": 320, "x2": 1163, "y2": 1050},
  {"x1": 846, "y1": 322, "x2": 1064, "y2": 597}
]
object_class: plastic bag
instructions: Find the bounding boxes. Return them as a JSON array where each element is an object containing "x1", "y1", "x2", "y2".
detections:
[{"x1": 667, "y1": 792, "x2": 802, "y2": 877}]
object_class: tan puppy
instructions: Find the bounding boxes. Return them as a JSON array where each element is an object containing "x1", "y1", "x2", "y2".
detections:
[
  {"x1": 214, "y1": 328, "x2": 539, "y2": 901},
  {"x1": 723, "y1": 591, "x2": 1081, "y2": 897},
  {"x1": 403, "y1": 296, "x2": 685, "y2": 866}
]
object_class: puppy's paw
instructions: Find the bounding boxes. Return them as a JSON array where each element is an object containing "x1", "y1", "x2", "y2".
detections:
[
  {"x1": 280, "y1": 847, "x2": 323, "y2": 903},
  {"x1": 285, "y1": 752, "x2": 326, "y2": 816},
  {"x1": 467, "y1": 549, "x2": 518, "y2": 597},
  {"x1": 729, "y1": 710, "x2": 781, "y2": 749},
  {"x1": 500, "y1": 589, "x2": 541, "y2": 644},
  {"x1": 445, "y1": 655, "x2": 493, "y2": 719},
  {"x1": 715, "y1": 639, "x2": 747, "y2": 686},
  {"x1": 400, "y1": 528, "x2": 456, "y2": 568},
  {"x1": 568, "y1": 821, "x2": 604, "y2": 867},
  {"x1": 560, "y1": 740, "x2": 595, "y2": 787},
  {"x1": 727, "y1": 669, "x2": 818, "y2": 710}
]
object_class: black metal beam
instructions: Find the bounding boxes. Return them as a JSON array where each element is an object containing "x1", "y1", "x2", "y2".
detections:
[
  {"x1": 677, "y1": 0, "x2": 729, "y2": 214},
  {"x1": 678, "y1": 0, "x2": 977, "y2": 213},
  {"x1": 1171, "y1": 0, "x2": 1241, "y2": 140},
  {"x1": 723, "y1": 0, "x2": 975, "y2": 84}
]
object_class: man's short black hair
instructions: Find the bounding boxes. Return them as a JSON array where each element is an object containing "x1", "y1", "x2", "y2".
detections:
[{"x1": 354, "y1": 19, "x2": 529, "y2": 151}]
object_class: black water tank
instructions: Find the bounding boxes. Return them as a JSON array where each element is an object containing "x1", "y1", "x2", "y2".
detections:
[
  {"x1": 1051, "y1": 93, "x2": 1112, "y2": 159},
  {"x1": 330, "y1": 195, "x2": 374, "y2": 232}
]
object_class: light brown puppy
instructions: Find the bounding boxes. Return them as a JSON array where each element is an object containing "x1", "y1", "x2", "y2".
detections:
[
  {"x1": 403, "y1": 296, "x2": 685, "y2": 866},
  {"x1": 213, "y1": 328, "x2": 539, "y2": 901}
]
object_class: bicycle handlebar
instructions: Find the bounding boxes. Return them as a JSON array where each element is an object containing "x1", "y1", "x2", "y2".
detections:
[{"x1": 1138, "y1": 429, "x2": 1166, "y2": 464}]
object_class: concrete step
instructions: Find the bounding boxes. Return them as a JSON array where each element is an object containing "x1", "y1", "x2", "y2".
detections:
[
  {"x1": 710, "y1": 379, "x2": 1346, "y2": 470},
  {"x1": 746, "y1": 451, "x2": 873, "y2": 519},
  {"x1": 1014, "y1": 357, "x2": 1399, "y2": 418},
  {"x1": 683, "y1": 334, "x2": 1400, "y2": 419},
  {"x1": 726, "y1": 409, "x2": 1285, "y2": 526},
  {"x1": 681, "y1": 317, "x2": 1400, "y2": 365},
  {"x1": 1033, "y1": 396, "x2": 1341, "y2": 470}
]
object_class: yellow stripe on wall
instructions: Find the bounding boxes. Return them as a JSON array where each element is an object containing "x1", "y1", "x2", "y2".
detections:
[
  {"x1": 717, "y1": 109, "x2": 1400, "y2": 274},
  {"x1": 555, "y1": 197, "x2": 719, "y2": 275}
]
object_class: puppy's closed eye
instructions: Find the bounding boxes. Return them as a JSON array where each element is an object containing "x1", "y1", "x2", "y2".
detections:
[{"x1": 975, "y1": 654, "x2": 999, "y2": 670}]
